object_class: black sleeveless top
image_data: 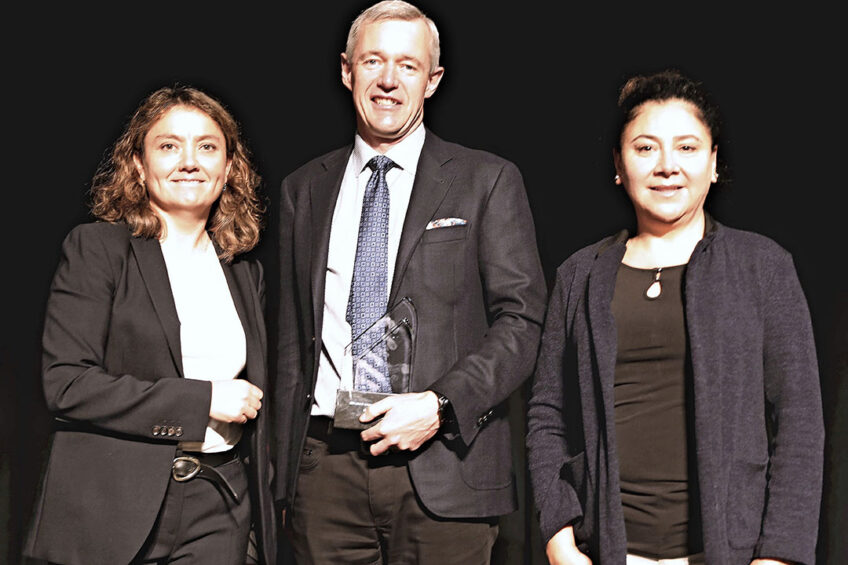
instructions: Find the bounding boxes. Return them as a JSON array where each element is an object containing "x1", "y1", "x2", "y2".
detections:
[{"x1": 611, "y1": 263, "x2": 703, "y2": 558}]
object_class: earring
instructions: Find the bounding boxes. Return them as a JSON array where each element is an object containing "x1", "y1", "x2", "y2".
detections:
[
  {"x1": 614, "y1": 174, "x2": 621, "y2": 184},
  {"x1": 222, "y1": 183, "x2": 228, "y2": 192}
]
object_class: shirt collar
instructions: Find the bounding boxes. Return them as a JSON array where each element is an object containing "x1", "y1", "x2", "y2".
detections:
[{"x1": 351, "y1": 124, "x2": 426, "y2": 177}]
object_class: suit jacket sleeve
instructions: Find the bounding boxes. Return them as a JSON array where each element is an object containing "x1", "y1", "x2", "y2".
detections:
[
  {"x1": 272, "y1": 177, "x2": 303, "y2": 504},
  {"x1": 427, "y1": 160, "x2": 547, "y2": 444},
  {"x1": 526, "y1": 258, "x2": 586, "y2": 543},
  {"x1": 754, "y1": 249, "x2": 824, "y2": 564},
  {"x1": 41, "y1": 225, "x2": 211, "y2": 440}
]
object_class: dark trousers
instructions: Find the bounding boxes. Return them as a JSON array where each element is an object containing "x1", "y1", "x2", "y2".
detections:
[
  {"x1": 132, "y1": 453, "x2": 251, "y2": 564},
  {"x1": 290, "y1": 419, "x2": 498, "y2": 565}
]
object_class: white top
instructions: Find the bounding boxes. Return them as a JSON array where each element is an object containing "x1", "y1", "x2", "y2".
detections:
[
  {"x1": 312, "y1": 125, "x2": 425, "y2": 416},
  {"x1": 160, "y1": 237, "x2": 247, "y2": 452}
]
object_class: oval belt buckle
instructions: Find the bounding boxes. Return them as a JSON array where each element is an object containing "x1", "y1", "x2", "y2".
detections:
[{"x1": 172, "y1": 455, "x2": 201, "y2": 482}]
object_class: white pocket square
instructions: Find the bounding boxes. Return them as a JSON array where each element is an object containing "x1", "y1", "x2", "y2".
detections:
[{"x1": 425, "y1": 217, "x2": 468, "y2": 230}]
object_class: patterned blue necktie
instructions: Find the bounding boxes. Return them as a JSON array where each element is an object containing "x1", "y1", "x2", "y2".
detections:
[{"x1": 346, "y1": 155, "x2": 396, "y2": 392}]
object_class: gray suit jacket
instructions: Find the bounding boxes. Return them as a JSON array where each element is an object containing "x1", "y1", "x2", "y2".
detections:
[
  {"x1": 274, "y1": 129, "x2": 547, "y2": 518},
  {"x1": 24, "y1": 222, "x2": 276, "y2": 565}
]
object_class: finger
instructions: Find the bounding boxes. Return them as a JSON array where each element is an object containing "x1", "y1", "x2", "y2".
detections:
[
  {"x1": 360, "y1": 421, "x2": 383, "y2": 442},
  {"x1": 360, "y1": 397, "x2": 394, "y2": 422},
  {"x1": 369, "y1": 437, "x2": 393, "y2": 456}
]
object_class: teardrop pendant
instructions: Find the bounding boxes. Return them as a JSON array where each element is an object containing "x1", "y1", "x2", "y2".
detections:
[{"x1": 645, "y1": 268, "x2": 663, "y2": 300}]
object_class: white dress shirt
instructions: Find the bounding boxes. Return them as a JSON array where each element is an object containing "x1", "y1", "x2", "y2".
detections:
[
  {"x1": 160, "y1": 238, "x2": 247, "y2": 452},
  {"x1": 312, "y1": 125, "x2": 426, "y2": 416}
]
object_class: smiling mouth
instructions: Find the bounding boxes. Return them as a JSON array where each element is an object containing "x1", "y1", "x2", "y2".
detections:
[
  {"x1": 372, "y1": 96, "x2": 400, "y2": 106},
  {"x1": 650, "y1": 185, "x2": 682, "y2": 192}
]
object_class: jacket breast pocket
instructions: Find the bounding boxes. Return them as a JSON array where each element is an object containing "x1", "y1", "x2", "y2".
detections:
[
  {"x1": 416, "y1": 225, "x2": 468, "y2": 304},
  {"x1": 422, "y1": 224, "x2": 468, "y2": 243}
]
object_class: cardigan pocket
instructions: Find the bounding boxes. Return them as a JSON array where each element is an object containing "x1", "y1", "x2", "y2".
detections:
[
  {"x1": 726, "y1": 458, "x2": 768, "y2": 549},
  {"x1": 559, "y1": 451, "x2": 594, "y2": 544}
]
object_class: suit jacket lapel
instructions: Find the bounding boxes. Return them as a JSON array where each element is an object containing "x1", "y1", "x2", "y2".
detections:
[
  {"x1": 389, "y1": 131, "x2": 455, "y2": 305},
  {"x1": 310, "y1": 147, "x2": 350, "y2": 357},
  {"x1": 585, "y1": 238, "x2": 626, "y2": 429},
  {"x1": 129, "y1": 236, "x2": 184, "y2": 377},
  {"x1": 221, "y1": 258, "x2": 265, "y2": 388}
]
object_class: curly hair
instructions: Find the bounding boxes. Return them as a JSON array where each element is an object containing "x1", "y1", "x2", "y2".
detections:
[{"x1": 90, "y1": 85, "x2": 263, "y2": 261}]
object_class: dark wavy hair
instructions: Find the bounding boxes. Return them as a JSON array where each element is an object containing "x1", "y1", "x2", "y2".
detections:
[
  {"x1": 614, "y1": 69, "x2": 722, "y2": 151},
  {"x1": 90, "y1": 85, "x2": 263, "y2": 261}
]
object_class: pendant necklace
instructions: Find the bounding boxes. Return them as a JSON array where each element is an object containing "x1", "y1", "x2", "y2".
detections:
[{"x1": 645, "y1": 268, "x2": 663, "y2": 300}]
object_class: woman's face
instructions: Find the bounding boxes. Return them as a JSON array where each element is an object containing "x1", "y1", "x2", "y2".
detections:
[
  {"x1": 133, "y1": 105, "x2": 231, "y2": 222},
  {"x1": 615, "y1": 99, "x2": 717, "y2": 230}
]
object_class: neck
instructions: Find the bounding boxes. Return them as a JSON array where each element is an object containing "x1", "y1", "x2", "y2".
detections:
[
  {"x1": 623, "y1": 211, "x2": 706, "y2": 268},
  {"x1": 156, "y1": 209, "x2": 212, "y2": 252},
  {"x1": 358, "y1": 119, "x2": 422, "y2": 155}
]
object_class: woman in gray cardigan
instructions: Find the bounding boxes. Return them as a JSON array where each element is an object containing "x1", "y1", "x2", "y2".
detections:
[{"x1": 527, "y1": 70, "x2": 823, "y2": 565}]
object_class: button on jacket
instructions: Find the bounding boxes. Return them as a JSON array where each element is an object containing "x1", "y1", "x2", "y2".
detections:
[{"x1": 24, "y1": 223, "x2": 275, "y2": 565}]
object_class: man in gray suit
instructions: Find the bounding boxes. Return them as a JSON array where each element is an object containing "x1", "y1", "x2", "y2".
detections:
[{"x1": 274, "y1": 1, "x2": 546, "y2": 562}]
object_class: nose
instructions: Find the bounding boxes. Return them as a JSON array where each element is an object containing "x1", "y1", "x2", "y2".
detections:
[
  {"x1": 655, "y1": 148, "x2": 679, "y2": 176},
  {"x1": 378, "y1": 62, "x2": 399, "y2": 90},
  {"x1": 179, "y1": 146, "x2": 199, "y2": 171}
]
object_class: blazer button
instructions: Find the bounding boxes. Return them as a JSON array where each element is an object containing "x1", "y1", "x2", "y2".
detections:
[
  {"x1": 175, "y1": 427, "x2": 183, "y2": 437},
  {"x1": 477, "y1": 410, "x2": 494, "y2": 427},
  {"x1": 167, "y1": 426, "x2": 176, "y2": 436}
]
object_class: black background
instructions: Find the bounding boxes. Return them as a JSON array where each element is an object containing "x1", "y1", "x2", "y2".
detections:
[{"x1": 3, "y1": 2, "x2": 845, "y2": 563}]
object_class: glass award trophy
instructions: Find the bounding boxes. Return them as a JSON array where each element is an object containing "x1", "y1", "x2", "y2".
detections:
[{"x1": 333, "y1": 297, "x2": 417, "y2": 430}]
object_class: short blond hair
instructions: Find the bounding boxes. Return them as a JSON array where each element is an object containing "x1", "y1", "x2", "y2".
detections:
[{"x1": 345, "y1": 0, "x2": 441, "y2": 72}]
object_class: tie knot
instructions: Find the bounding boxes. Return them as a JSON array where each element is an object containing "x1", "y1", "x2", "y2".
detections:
[{"x1": 367, "y1": 155, "x2": 396, "y2": 174}]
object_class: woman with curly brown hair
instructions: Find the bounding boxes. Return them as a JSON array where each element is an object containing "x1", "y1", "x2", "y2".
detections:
[{"x1": 24, "y1": 86, "x2": 276, "y2": 565}]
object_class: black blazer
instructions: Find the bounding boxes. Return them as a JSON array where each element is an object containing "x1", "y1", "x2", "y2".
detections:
[
  {"x1": 274, "y1": 130, "x2": 548, "y2": 518},
  {"x1": 24, "y1": 222, "x2": 276, "y2": 565}
]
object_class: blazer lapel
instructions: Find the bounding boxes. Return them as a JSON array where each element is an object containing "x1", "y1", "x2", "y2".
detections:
[
  {"x1": 129, "y1": 236, "x2": 184, "y2": 377},
  {"x1": 389, "y1": 131, "x2": 455, "y2": 305},
  {"x1": 585, "y1": 238, "x2": 626, "y2": 426},
  {"x1": 310, "y1": 147, "x2": 350, "y2": 357},
  {"x1": 221, "y1": 258, "x2": 265, "y2": 387}
]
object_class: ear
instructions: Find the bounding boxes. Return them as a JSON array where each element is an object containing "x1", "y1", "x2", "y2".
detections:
[
  {"x1": 424, "y1": 66, "x2": 444, "y2": 99},
  {"x1": 132, "y1": 153, "x2": 145, "y2": 184},
  {"x1": 612, "y1": 149, "x2": 623, "y2": 184},
  {"x1": 341, "y1": 53, "x2": 353, "y2": 92},
  {"x1": 710, "y1": 145, "x2": 718, "y2": 182}
]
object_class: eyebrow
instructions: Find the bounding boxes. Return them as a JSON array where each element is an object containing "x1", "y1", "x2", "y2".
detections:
[
  {"x1": 150, "y1": 133, "x2": 223, "y2": 142},
  {"x1": 360, "y1": 50, "x2": 424, "y2": 66},
  {"x1": 628, "y1": 133, "x2": 704, "y2": 143}
]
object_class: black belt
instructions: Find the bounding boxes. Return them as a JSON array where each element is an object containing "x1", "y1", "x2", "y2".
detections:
[
  {"x1": 172, "y1": 448, "x2": 240, "y2": 501},
  {"x1": 306, "y1": 416, "x2": 335, "y2": 442},
  {"x1": 306, "y1": 416, "x2": 409, "y2": 465}
]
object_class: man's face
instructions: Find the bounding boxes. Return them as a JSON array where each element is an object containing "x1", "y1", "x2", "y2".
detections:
[{"x1": 341, "y1": 18, "x2": 444, "y2": 151}]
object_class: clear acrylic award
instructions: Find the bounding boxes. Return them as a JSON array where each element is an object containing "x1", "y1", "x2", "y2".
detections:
[{"x1": 333, "y1": 297, "x2": 417, "y2": 430}]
